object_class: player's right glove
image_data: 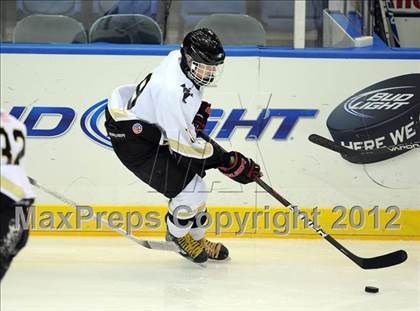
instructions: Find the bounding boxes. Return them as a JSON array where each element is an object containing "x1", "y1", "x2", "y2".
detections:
[{"x1": 218, "y1": 151, "x2": 262, "y2": 184}]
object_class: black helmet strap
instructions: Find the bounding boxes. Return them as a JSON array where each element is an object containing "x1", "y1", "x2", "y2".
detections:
[{"x1": 180, "y1": 48, "x2": 201, "y2": 89}]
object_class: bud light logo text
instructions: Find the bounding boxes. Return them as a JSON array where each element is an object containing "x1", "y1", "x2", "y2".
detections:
[
  {"x1": 9, "y1": 100, "x2": 318, "y2": 149},
  {"x1": 343, "y1": 86, "x2": 415, "y2": 119}
]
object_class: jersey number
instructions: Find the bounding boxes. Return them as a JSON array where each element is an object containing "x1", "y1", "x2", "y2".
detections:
[
  {"x1": 0, "y1": 127, "x2": 25, "y2": 165},
  {"x1": 127, "y1": 73, "x2": 152, "y2": 110}
]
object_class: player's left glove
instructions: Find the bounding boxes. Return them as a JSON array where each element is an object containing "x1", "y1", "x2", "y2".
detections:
[{"x1": 193, "y1": 101, "x2": 211, "y2": 131}]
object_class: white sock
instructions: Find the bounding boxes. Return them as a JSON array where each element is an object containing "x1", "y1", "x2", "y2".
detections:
[
  {"x1": 167, "y1": 217, "x2": 192, "y2": 238},
  {"x1": 190, "y1": 227, "x2": 205, "y2": 241}
]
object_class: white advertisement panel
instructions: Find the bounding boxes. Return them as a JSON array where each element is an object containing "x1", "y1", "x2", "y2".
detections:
[{"x1": 259, "y1": 57, "x2": 420, "y2": 210}]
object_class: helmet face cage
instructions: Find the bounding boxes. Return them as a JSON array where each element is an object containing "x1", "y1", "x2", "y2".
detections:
[{"x1": 186, "y1": 54, "x2": 224, "y2": 87}]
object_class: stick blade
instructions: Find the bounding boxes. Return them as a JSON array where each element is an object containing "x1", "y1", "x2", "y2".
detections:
[
  {"x1": 136, "y1": 239, "x2": 180, "y2": 252},
  {"x1": 359, "y1": 250, "x2": 408, "y2": 269}
]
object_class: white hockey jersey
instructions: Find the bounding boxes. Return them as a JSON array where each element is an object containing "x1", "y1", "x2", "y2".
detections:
[
  {"x1": 1, "y1": 111, "x2": 35, "y2": 202},
  {"x1": 108, "y1": 50, "x2": 214, "y2": 160}
]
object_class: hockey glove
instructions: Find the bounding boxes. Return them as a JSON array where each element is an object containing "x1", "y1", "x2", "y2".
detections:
[
  {"x1": 219, "y1": 152, "x2": 262, "y2": 184},
  {"x1": 193, "y1": 101, "x2": 211, "y2": 131}
]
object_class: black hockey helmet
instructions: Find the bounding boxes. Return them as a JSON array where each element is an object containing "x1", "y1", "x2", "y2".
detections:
[
  {"x1": 182, "y1": 28, "x2": 225, "y2": 65},
  {"x1": 181, "y1": 28, "x2": 225, "y2": 86}
]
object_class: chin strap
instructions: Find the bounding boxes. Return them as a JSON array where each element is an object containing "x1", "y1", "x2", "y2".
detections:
[{"x1": 180, "y1": 50, "x2": 202, "y2": 90}]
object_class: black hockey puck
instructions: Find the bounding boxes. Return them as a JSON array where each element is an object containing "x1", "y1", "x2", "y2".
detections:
[
  {"x1": 365, "y1": 286, "x2": 379, "y2": 293},
  {"x1": 327, "y1": 74, "x2": 420, "y2": 164}
]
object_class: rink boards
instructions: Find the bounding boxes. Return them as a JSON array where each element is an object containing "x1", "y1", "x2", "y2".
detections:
[{"x1": 1, "y1": 44, "x2": 420, "y2": 240}]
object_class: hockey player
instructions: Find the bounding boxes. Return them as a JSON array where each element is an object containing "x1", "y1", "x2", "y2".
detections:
[
  {"x1": 1, "y1": 111, "x2": 35, "y2": 281},
  {"x1": 105, "y1": 28, "x2": 261, "y2": 263}
]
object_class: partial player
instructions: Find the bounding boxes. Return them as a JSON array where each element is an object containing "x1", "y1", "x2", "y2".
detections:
[
  {"x1": 0, "y1": 111, "x2": 35, "y2": 281},
  {"x1": 104, "y1": 28, "x2": 261, "y2": 263}
]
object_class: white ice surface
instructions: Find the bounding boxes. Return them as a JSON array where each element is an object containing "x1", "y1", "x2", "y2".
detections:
[{"x1": 1, "y1": 237, "x2": 419, "y2": 311}]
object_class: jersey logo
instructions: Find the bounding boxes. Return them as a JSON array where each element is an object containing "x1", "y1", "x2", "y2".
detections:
[{"x1": 181, "y1": 84, "x2": 193, "y2": 103}]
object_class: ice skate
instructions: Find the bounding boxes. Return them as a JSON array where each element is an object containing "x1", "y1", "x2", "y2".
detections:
[
  {"x1": 166, "y1": 232, "x2": 208, "y2": 263},
  {"x1": 199, "y1": 238, "x2": 229, "y2": 261}
]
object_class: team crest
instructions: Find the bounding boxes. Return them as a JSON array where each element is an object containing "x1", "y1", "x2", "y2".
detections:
[
  {"x1": 181, "y1": 83, "x2": 193, "y2": 103},
  {"x1": 132, "y1": 123, "x2": 143, "y2": 134}
]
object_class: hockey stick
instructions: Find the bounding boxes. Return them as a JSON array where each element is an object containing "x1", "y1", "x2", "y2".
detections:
[
  {"x1": 198, "y1": 132, "x2": 408, "y2": 269},
  {"x1": 308, "y1": 133, "x2": 420, "y2": 156},
  {"x1": 28, "y1": 177, "x2": 179, "y2": 252}
]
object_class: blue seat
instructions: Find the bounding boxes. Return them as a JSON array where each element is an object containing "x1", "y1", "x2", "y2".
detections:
[
  {"x1": 17, "y1": 0, "x2": 81, "y2": 19},
  {"x1": 89, "y1": 14, "x2": 162, "y2": 44},
  {"x1": 92, "y1": 0, "x2": 118, "y2": 15},
  {"x1": 181, "y1": 1, "x2": 246, "y2": 29},
  {"x1": 260, "y1": 0, "x2": 322, "y2": 32},
  {"x1": 93, "y1": 0, "x2": 158, "y2": 20}
]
